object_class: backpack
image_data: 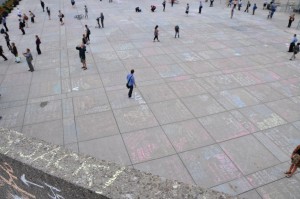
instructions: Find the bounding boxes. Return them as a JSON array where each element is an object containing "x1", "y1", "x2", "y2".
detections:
[{"x1": 175, "y1": 25, "x2": 179, "y2": 31}]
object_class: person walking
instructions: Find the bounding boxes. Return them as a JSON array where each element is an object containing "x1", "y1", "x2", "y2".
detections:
[
  {"x1": 162, "y1": 0, "x2": 166, "y2": 12},
  {"x1": 23, "y1": 13, "x2": 29, "y2": 28},
  {"x1": 252, "y1": 3, "x2": 257, "y2": 15},
  {"x1": 58, "y1": 10, "x2": 64, "y2": 25},
  {"x1": 210, "y1": 0, "x2": 214, "y2": 7},
  {"x1": 175, "y1": 25, "x2": 179, "y2": 38},
  {"x1": 288, "y1": 34, "x2": 298, "y2": 52},
  {"x1": 0, "y1": 46, "x2": 8, "y2": 61},
  {"x1": 84, "y1": 5, "x2": 88, "y2": 18},
  {"x1": 76, "y1": 43, "x2": 87, "y2": 70},
  {"x1": 126, "y1": 69, "x2": 136, "y2": 98},
  {"x1": 35, "y1": 35, "x2": 42, "y2": 55},
  {"x1": 263, "y1": 0, "x2": 267, "y2": 9},
  {"x1": 19, "y1": 19, "x2": 25, "y2": 35},
  {"x1": 171, "y1": 0, "x2": 174, "y2": 7},
  {"x1": 23, "y1": 48, "x2": 34, "y2": 72},
  {"x1": 46, "y1": 7, "x2": 51, "y2": 20},
  {"x1": 29, "y1": 11, "x2": 35, "y2": 23},
  {"x1": 85, "y1": 25, "x2": 91, "y2": 43},
  {"x1": 244, "y1": 1, "x2": 251, "y2": 12},
  {"x1": 290, "y1": 43, "x2": 300, "y2": 61},
  {"x1": 268, "y1": 3, "x2": 276, "y2": 19},
  {"x1": 3, "y1": 32, "x2": 11, "y2": 50},
  {"x1": 238, "y1": 0, "x2": 242, "y2": 10},
  {"x1": 185, "y1": 3, "x2": 189, "y2": 15},
  {"x1": 153, "y1": 25, "x2": 159, "y2": 42},
  {"x1": 285, "y1": 145, "x2": 300, "y2": 177},
  {"x1": 199, "y1": 1, "x2": 203, "y2": 13},
  {"x1": 40, "y1": 0, "x2": 45, "y2": 12},
  {"x1": 288, "y1": 14, "x2": 295, "y2": 28},
  {"x1": 231, "y1": 7, "x2": 234, "y2": 19},
  {"x1": 10, "y1": 42, "x2": 20, "y2": 63},
  {"x1": 2, "y1": 16, "x2": 8, "y2": 32},
  {"x1": 100, "y1": 13, "x2": 104, "y2": 28}
]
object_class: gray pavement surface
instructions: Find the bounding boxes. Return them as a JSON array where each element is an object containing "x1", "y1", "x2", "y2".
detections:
[{"x1": 1, "y1": 0, "x2": 300, "y2": 198}]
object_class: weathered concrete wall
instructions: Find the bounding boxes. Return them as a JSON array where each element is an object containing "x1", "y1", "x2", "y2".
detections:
[{"x1": 0, "y1": 128, "x2": 237, "y2": 199}]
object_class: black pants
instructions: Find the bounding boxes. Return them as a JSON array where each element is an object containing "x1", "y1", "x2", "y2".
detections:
[
  {"x1": 0, "y1": 53, "x2": 7, "y2": 60},
  {"x1": 27, "y1": 60, "x2": 34, "y2": 71},
  {"x1": 42, "y1": 6, "x2": 44, "y2": 12},
  {"x1": 3, "y1": 23, "x2": 8, "y2": 32},
  {"x1": 175, "y1": 31, "x2": 179, "y2": 38},
  {"x1": 20, "y1": 28, "x2": 25, "y2": 35},
  {"x1": 128, "y1": 85, "x2": 133, "y2": 97},
  {"x1": 153, "y1": 35, "x2": 159, "y2": 41},
  {"x1": 31, "y1": 17, "x2": 34, "y2": 23},
  {"x1": 288, "y1": 20, "x2": 293, "y2": 28},
  {"x1": 163, "y1": 5, "x2": 165, "y2": 11},
  {"x1": 37, "y1": 44, "x2": 41, "y2": 54},
  {"x1": 199, "y1": 6, "x2": 202, "y2": 13},
  {"x1": 245, "y1": 6, "x2": 249, "y2": 12},
  {"x1": 101, "y1": 20, "x2": 104, "y2": 28},
  {"x1": 86, "y1": 33, "x2": 90, "y2": 41},
  {"x1": 210, "y1": 1, "x2": 213, "y2": 7},
  {"x1": 288, "y1": 42, "x2": 295, "y2": 52}
]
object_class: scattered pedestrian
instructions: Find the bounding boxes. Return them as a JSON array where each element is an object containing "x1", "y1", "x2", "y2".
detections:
[
  {"x1": 252, "y1": 3, "x2": 257, "y2": 15},
  {"x1": 82, "y1": 34, "x2": 87, "y2": 45},
  {"x1": 153, "y1": 25, "x2": 159, "y2": 42},
  {"x1": 210, "y1": 0, "x2": 214, "y2": 7},
  {"x1": 285, "y1": 144, "x2": 300, "y2": 177},
  {"x1": 85, "y1": 25, "x2": 91, "y2": 43},
  {"x1": 2, "y1": 16, "x2": 8, "y2": 32},
  {"x1": 35, "y1": 35, "x2": 42, "y2": 55},
  {"x1": 244, "y1": 1, "x2": 251, "y2": 12},
  {"x1": 267, "y1": 3, "x2": 276, "y2": 19},
  {"x1": 151, "y1": 5, "x2": 156, "y2": 12},
  {"x1": 40, "y1": 0, "x2": 45, "y2": 12},
  {"x1": 238, "y1": 0, "x2": 242, "y2": 10},
  {"x1": 175, "y1": 25, "x2": 179, "y2": 38},
  {"x1": 231, "y1": 7, "x2": 234, "y2": 18},
  {"x1": 71, "y1": 0, "x2": 75, "y2": 7},
  {"x1": 96, "y1": 17, "x2": 101, "y2": 28},
  {"x1": 288, "y1": 14, "x2": 295, "y2": 28},
  {"x1": 199, "y1": 1, "x2": 203, "y2": 14},
  {"x1": 76, "y1": 43, "x2": 87, "y2": 70},
  {"x1": 263, "y1": 0, "x2": 267, "y2": 9},
  {"x1": 126, "y1": 69, "x2": 136, "y2": 98},
  {"x1": 46, "y1": 7, "x2": 51, "y2": 20},
  {"x1": 23, "y1": 13, "x2": 29, "y2": 27},
  {"x1": 10, "y1": 42, "x2": 20, "y2": 63},
  {"x1": 290, "y1": 43, "x2": 300, "y2": 61},
  {"x1": 100, "y1": 13, "x2": 104, "y2": 28},
  {"x1": 162, "y1": 0, "x2": 166, "y2": 12},
  {"x1": 23, "y1": 48, "x2": 34, "y2": 72},
  {"x1": 17, "y1": 8, "x2": 22, "y2": 18},
  {"x1": 288, "y1": 34, "x2": 298, "y2": 52},
  {"x1": 3, "y1": 32, "x2": 11, "y2": 50},
  {"x1": 84, "y1": 5, "x2": 88, "y2": 18},
  {"x1": 185, "y1": 3, "x2": 189, "y2": 15},
  {"x1": 58, "y1": 10, "x2": 64, "y2": 25},
  {"x1": 19, "y1": 19, "x2": 25, "y2": 35},
  {"x1": 29, "y1": 11, "x2": 35, "y2": 23},
  {"x1": 171, "y1": 0, "x2": 174, "y2": 7},
  {"x1": 0, "y1": 46, "x2": 8, "y2": 61},
  {"x1": 135, "y1": 7, "x2": 142, "y2": 12}
]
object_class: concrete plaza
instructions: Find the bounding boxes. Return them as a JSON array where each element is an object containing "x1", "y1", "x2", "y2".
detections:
[{"x1": 1, "y1": 0, "x2": 300, "y2": 198}]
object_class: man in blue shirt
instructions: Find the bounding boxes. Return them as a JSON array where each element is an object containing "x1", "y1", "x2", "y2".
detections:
[{"x1": 126, "y1": 69, "x2": 136, "y2": 98}]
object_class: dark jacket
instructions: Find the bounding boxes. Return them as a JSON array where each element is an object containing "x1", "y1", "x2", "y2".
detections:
[
  {"x1": 11, "y1": 46, "x2": 18, "y2": 56},
  {"x1": 76, "y1": 46, "x2": 86, "y2": 59},
  {"x1": 36, "y1": 38, "x2": 41, "y2": 45}
]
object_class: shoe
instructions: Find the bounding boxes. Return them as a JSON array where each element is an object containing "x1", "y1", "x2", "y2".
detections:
[
  {"x1": 4, "y1": 59, "x2": 7, "y2": 61},
  {"x1": 83, "y1": 67, "x2": 87, "y2": 70}
]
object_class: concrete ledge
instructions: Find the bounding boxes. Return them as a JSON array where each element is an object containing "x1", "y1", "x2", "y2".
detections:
[{"x1": 0, "y1": 128, "x2": 236, "y2": 199}]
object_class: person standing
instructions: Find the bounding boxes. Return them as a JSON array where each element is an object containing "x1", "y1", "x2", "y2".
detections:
[
  {"x1": 40, "y1": 0, "x2": 45, "y2": 12},
  {"x1": 244, "y1": 1, "x2": 251, "y2": 12},
  {"x1": 199, "y1": 1, "x2": 203, "y2": 13},
  {"x1": 290, "y1": 43, "x2": 300, "y2": 60},
  {"x1": 171, "y1": 0, "x2": 174, "y2": 7},
  {"x1": 288, "y1": 14, "x2": 295, "y2": 28},
  {"x1": 58, "y1": 10, "x2": 64, "y2": 25},
  {"x1": 126, "y1": 69, "x2": 136, "y2": 98},
  {"x1": 46, "y1": 7, "x2": 51, "y2": 20},
  {"x1": 210, "y1": 0, "x2": 214, "y2": 7},
  {"x1": 175, "y1": 25, "x2": 179, "y2": 38},
  {"x1": 84, "y1": 5, "x2": 88, "y2": 18},
  {"x1": 288, "y1": 34, "x2": 298, "y2": 52},
  {"x1": 29, "y1": 11, "x2": 35, "y2": 23},
  {"x1": 185, "y1": 3, "x2": 189, "y2": 15},
  {"x1": 285, "y1": 145, "x2": 300, "y2": 177},
  {"x1": 19, "y1": 19, "x2": 25, "y2": 35},
  {"x1": 23, "y1": 48, "x2": 34, "y2": 72},
  {"x1": 252, "y1": 3, "x2": 257, "y2": 15},
  {"x1": 100, "y1": 13, "x2": 104, "y2": 28},
  {"x1": 76, "y1": 43, "x2": 87, "y2": 70},
  {"x1": 2, "y1": 16, "x2": 8, "y2": 32},
  {"x1": 238, "y1": 0, "x2": 242, "y2": 10},
  {"x1": 153, "y1": 25, "x2": 159, "y2": 42},
  {"x1": 10, "y1": 42, "x2": 19, "y2": 62},
  {"x1": 162, "y1": 0, "x2": 166, "y2": 12},
  {"x1": 85, "y1": 25, "x2": 91, "y2": 43},
  {"x1": 0, "y1": 46, "x2": 8, "y2": 61},
  {"x1": 3, "y1": 32, "x2": 11, "y2": 50},
  {"x1": 231, "y1": 7, "x2": 234, "y2": 19},
  {"x1": 35, "y1": 35, "x2": 42, "y2": 55}
]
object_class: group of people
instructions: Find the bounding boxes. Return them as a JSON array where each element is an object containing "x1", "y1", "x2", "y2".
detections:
[{"x1": 288, "y1": 34, "x2": 300, "y2": 61}]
